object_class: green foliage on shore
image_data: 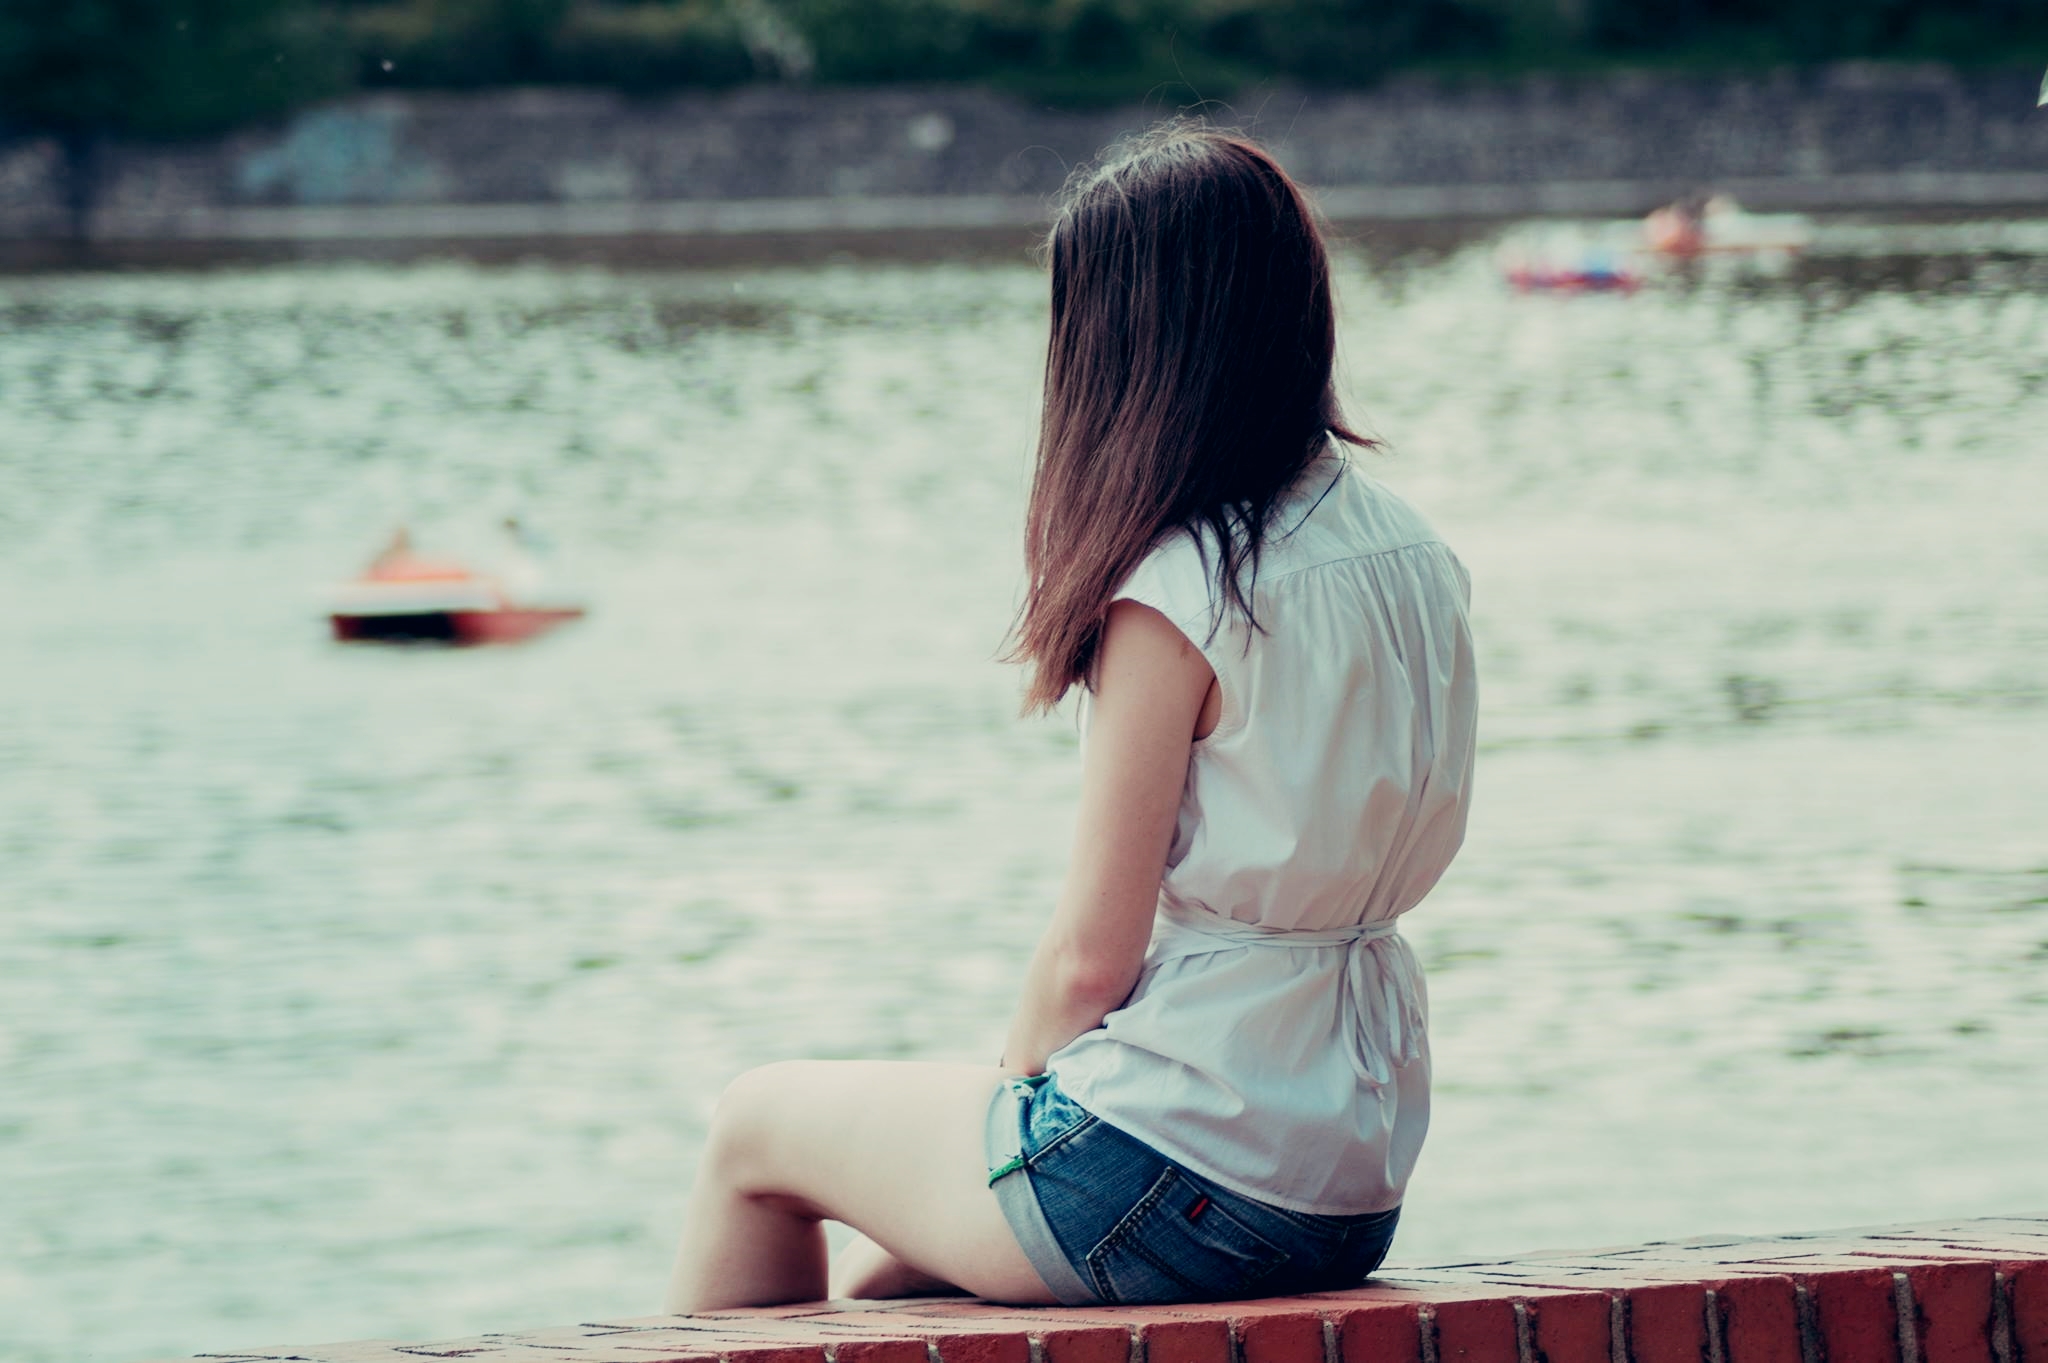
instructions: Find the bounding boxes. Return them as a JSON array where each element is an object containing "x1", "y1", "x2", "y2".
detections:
[
  {"x1": 759, "y1": 0, "x2": 1505, "y2": 93},
  {"x1": 1, "y1": 0, "x2": 2043, "y2": 140},
  {"x1": 335, "y1": 0, "x2": 2048, "y2": 101},
  {"x1": 336, "y1": 0, "x2": 755, "y2": 90},
  {"x1": 0, "y1": 0, "x2": 348, "y2": 137}
]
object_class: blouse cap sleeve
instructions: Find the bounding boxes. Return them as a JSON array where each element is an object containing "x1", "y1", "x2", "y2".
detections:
[{"x1": 1108, "y1": 528, "x2": 1242, "y2": 741}]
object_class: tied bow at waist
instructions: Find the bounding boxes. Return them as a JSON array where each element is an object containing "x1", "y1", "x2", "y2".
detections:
[{"x1": 1147, "y1": 899, "x2": 1428, "y2": 1090}]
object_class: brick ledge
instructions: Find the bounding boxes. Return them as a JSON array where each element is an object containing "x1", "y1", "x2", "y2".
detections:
[{"x1": 153, "y1": 1215, "x2": 2048, "y2": 1363}]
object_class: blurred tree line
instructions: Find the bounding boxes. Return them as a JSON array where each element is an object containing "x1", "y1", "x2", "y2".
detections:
[{"x1": 2, "y1": 0, "x2": 2044, "y2": 141}]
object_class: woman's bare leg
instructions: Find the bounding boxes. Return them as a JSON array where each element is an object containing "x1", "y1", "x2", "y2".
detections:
[{"x1": 665, "y1": 1060, "x2": 1058, "y2": 1312}]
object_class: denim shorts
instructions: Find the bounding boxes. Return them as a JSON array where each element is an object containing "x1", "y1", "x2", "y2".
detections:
[{"x1": 984, "y1": 1072, "x2": 1400, "y2": 1306}]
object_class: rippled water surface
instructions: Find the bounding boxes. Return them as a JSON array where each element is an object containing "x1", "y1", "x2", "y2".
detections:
[{"x1": 4, "y1": 221, "x2": 2047, "y2": 1362}]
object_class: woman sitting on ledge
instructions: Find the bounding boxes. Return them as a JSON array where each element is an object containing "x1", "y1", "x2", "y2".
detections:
[{"x1": 665, "y1": 124, "x2": 1478, "y2": 1311}]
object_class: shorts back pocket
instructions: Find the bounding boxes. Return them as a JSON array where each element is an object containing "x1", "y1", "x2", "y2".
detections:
[{"x1": 1083, "y1": 1165, "x2": 1290, "y2": 1305}]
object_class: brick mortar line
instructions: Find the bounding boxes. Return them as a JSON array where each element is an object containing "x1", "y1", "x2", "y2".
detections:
[
  {"x1": 1793, "y1": 1283, "x2": 1823, "y2": 1363},
  {"x1": 1702, "y1": 1289, "x2": 1726, "y2": 1363},
  {"x1": 1994, "y1": 1271, "x2": 2018, "y2": 1363},
  {"x1": 1894, "y1": 1271, "x2": 1922, "y2": 1363}
]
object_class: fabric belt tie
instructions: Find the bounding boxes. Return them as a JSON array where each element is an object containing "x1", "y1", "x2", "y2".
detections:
[{"x1": 1147, "y1": 898, "x2": 1427, "y2": 1090}]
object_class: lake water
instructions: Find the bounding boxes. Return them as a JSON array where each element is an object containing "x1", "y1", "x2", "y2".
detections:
[{"x1": 3, "y1": 218, "x2": 2047, "y2": 1363}]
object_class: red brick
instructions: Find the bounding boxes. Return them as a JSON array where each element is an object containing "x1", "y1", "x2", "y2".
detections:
[
  {"x1": 1722, "y1": 1245, "x2": 1870, "y2": 1268},
  {"x1": 918, "y1": 1333, "x2": 1031, "y2": 1363},
  {"x1": 1614, "y1": 1241, "x2": 1765, "y2": 1259},
  {"x1": 1316, "y1": 1283, "x2": 1550, "y2": 1304},
  {"x1": 1606, "y1": 1252, "x2": 1767, "y2": 1271},
  {"x1": 480, "y1": 1324, "x2": 609, "y2": 1342},
  {"x1": 1754, "y1": 1259, "x2": 1925, "y2": 1273},
  {"x1": 856, "y1": 1304, "x2": 1017, "y2": 1319},
  {"x1": 575, "y1": 1333, "x2": 765, "y2": 1354},
  {"x1": 204, "y1": 1347, "x2": 417, "y2": 1363},
  {"x1": 612, "y1": 1325, "x2": 822, "y2": 1340},
  {"x1": 1844, "y1": 1256, "x2": 1979, "y2": 1272},
  {"x1": 713, "y1": 1349, "x2": 830, "y2": 1363},
  {"x1": 740, "y1": 1308, "x2": 1024, "y2": 1363},
  {"x1": 2008, "y1": 1262, "x2": 2048, "y2": 1363},
  {"x1": 586, "y1": 1320, "x2": 856, "y2": 1354},
  {"x1": 988, "y1": 1308, "x2": 1215, "y2": 1363},
  {"x1": 879, "y1": 1309, "x2": 1115, "y2": 1352},
  {"x1": 599, "y1": 1314, "x2": 797, "y2": 1329},
  {"x1": 1526, "y1": 1292, "x2": 1614, "y2": 1363},
  {"x1": 1711, "y1": 1276, "x2": 1800, "y2": 1363},
  {"x1": 1902, "y1": 1263, "x2": 1995, "y2": 1363},
  {"x1": 397, "y1": 1346, "x2": 601, "y2": 1361},
  {"x1": 1788, "y1": 1242, "x2": 1918, "y2": 1261},
  {"x1": 1028, "y1": 1324, "x2": 1133, "y2": 1363},
  {"x1": 1314, "y1": 1276, "x2": 1501, "y2": 1296},
  {"x1": 1231, "y1": 1309, "x2": 1328, "y2": 1363},
  {"x1": 1523, "y1": 1266, "x2": 1801, "y2": 1287},
  {"x1": 1331, "y1": 1302, "x2": 1424, "y2": 1363},
  {"x1": 202, "y1": 1346, "x2": 406, "y2": 1363},
  {"x1": 562, "y1": 1337, "x2": 725, "y2": 1363},
  {"x1": 827, "y1": 1303, "x2": 1123, "y2": 1363},
  {"x1": 1498, "y1": 1268, "x2": 1709, "y2": 1295},
  {"x1": 1131, "y1": 1318, "x2": 1232, "y2": 1363},
  {"x1": 1626, "y1": 1283, "x2": 1708, "y2": 1363},
  {"x1": 1796, "y1": 1268, "x2": 1901, "y2": 1363},
  {"x1": 1433, "y1": 1296, "x2": 1521, "y2": 1363},
  {"x1": 1870, "y1": 1232, "x2": 2048, "y2": 1259},
  {"x1": 832, "y1": 1342, "x2": 932, "y2": 1363}
]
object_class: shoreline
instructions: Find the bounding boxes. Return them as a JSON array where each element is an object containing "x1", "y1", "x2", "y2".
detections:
[
  {"x1": 5, "y1": 198, "x2": 2043, "y2": 275},
  {"x1": 3, "y1": 66, "x2": 2044, "y2": 259},
  {"x1": 31, "y1": 170, "x2": 2048, "y2": 242}
]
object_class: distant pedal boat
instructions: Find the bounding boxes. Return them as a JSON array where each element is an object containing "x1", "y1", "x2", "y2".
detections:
[
  {"x1": 1505, "y1": 263, "x2": 1641, "y2": 293},
  {"x1": 1645, "y1": 198, "x2": 1813, "y2": 257},
  {"x1": 329, "y1": 558, "x2": 584, "y2": 645}
]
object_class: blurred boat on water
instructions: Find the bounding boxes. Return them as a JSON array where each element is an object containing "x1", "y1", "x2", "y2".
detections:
[
  {"x1": 328, "y1": 523, "x2": 585, "y2": 645},
  {"x1": 1496, "y1": 221, "x2": 1645, "y2": 293},
  {"x1": 1504, "y1": 259, "x2": 1642, "y2": 293},
  {"x1": 1644, "y1": 194, "x2": 1813, "y2": 257},
  {"x1": 1497, "y1": 194, "x2": 1810, "y2": 294}
]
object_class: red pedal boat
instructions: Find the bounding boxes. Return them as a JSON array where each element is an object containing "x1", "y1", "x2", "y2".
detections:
[{"x1": 329, "y1": 527, "x2": 585, "y2": 645}]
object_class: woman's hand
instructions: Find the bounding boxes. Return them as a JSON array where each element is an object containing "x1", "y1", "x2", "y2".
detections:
[{"x1": 1000, "y1": 599, "x2": 1217, "y2": 1075}]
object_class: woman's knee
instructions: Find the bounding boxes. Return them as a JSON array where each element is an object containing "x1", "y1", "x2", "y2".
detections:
[{"x1": 701, "y1": 1060, "x2": 822, "y2": 1193}]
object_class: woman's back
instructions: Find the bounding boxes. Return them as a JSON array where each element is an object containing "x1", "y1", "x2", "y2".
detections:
[{"x1": 1051, "y1": 449, "x2": 1478, "y2": 1214}]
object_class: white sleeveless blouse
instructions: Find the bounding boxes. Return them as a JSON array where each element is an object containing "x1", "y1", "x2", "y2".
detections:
[{"x1": 1047, "y1": 451, "x2": 1477, "y2": 1215}]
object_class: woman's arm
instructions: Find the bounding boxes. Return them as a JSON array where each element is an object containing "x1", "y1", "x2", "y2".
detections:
[{"x1": 1001, "y1": 599, "x2": 1217, "y2": 1074}]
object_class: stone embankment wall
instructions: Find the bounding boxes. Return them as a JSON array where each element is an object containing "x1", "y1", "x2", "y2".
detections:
[
  {"x1": 144, "y1": 1214, "x2": 2048, "y2": 1363},
  {"x1": 3, "y1": 65, "x2": 2047, "y2": 244}
]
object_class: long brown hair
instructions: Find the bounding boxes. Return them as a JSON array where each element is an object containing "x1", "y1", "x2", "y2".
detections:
[{"x1": 1011, "y1": 123, "x2": 1369, "y2": 713}]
